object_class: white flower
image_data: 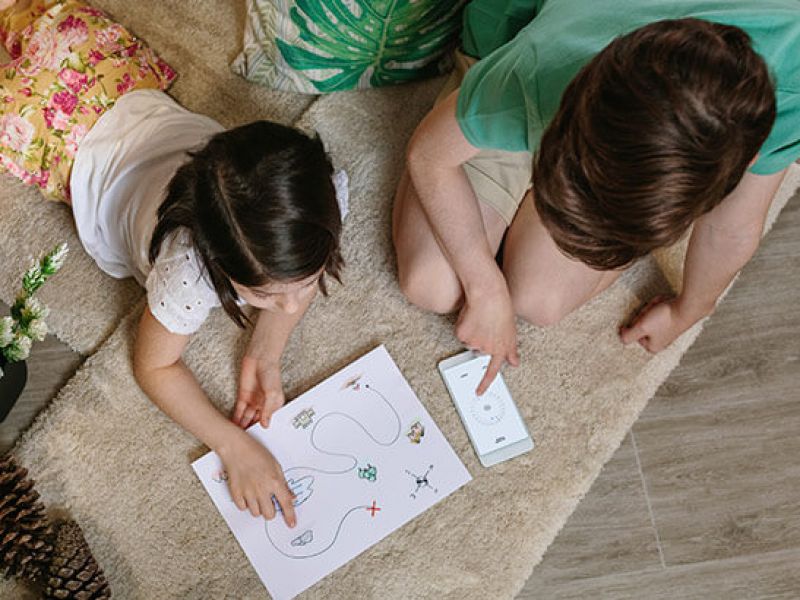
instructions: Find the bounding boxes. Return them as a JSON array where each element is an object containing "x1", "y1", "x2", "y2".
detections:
[
  {"x1": 21, "y1": 26, "x2": 73, "y2": 75},
  {"x1": 4, "y1": 334, "x2": 32, "y2": 362},
  {"x1": 0, "y1": 114, "x2": 36, "y2": 154},
  {"x1": 22, "y1": 296, "x2": 49, "y2": 321},
  {"x1": 64, "y1": 125, "x2": 88, "y2": 159},
  {"x1": 48, "y1": 243, "x2": 69, "y2": 272},
  {"x1": 0, "y1": 317, "x2": 14, "y2": 347},
  {"x1": 27, "y1": 318, "x2": 48, "y2": 342}
]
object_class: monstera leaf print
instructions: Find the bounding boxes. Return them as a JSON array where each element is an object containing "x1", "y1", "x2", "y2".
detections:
[{"x1": 274, "y1": 0, "x2": 465, "y2": 92}]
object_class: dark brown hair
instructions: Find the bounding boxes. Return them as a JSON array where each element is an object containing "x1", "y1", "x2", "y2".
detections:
[
  {"x1": 149, "y1": 121, "x2": 343, "y2": 327},
  {"x1": 533, "y1": 18, "x2": 776, "y2": 270}
]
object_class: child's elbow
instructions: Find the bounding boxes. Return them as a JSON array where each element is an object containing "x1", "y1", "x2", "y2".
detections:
[
  {"x1": 131, "y1": 353, "x2": 153, "y2": 392},
  {"x1": 405, "y1": 127, "x2": 436, "y2": 175},
  {"x1": 405, "y1": 138, "x2": 423, "y2": 173},
  {"x1": 131, "y1": 339, "x2": 162, "y2": 395}
]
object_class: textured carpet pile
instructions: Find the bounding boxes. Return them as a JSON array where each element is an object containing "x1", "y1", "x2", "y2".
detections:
[{"x1": 0, "y1": 1, "x2": 798, "y2": 598}]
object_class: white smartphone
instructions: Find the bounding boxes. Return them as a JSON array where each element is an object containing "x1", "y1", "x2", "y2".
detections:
[{"x1": 438, "y1": 350, "x2": 534, "y2": 467}]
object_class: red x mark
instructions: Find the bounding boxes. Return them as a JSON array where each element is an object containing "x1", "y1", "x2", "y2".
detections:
[{"x1": 366, "y1": 500, "x2": 381, "y2": 517}]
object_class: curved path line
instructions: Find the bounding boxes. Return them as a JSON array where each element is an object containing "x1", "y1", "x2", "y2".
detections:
[
  {"x1": 264, "y1": 505, "x2": 369, "y2": 559},
  {"x1": 268, "y1": 382, "x2": 403, "y2": 559},
  {"x1": 283, "y1": 383, "x2": 402, "y2": 478}
]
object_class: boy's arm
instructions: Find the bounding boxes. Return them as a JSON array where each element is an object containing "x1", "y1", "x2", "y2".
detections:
[
  {"x1": 621, "y1": 168, "x2": 788, "y2": 352},
  {"x1": 407, "y1": 89, "x2": 520, "y2": 392},
  {"x1": 233, "y1": 285, "x2": 318, "y2": 428}
]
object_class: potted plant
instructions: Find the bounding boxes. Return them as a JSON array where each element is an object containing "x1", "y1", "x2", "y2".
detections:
[{"x1": 0, "y1": 243, "x2": 68, "y2": 421}]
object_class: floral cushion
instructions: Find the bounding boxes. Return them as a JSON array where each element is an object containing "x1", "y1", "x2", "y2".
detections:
[
  {"x1": 232, "y1": 0, "x2": 466, "y2": 94},
  {"x1": 0, "y1": 0, "x2": 176, "y2": 202}
]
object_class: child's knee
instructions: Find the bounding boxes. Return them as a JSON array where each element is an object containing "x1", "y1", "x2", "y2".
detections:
[
  {"x1": 509, "y1": 283, "x2": 570, "y2": 328},
  {"x1": 398, "y1": 261, "x2": 462, "y2": 315}
]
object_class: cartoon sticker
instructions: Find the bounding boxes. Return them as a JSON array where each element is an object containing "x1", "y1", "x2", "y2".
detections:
[{"x1": 407, "y1": 420, "x2": 425, "y2": 444}]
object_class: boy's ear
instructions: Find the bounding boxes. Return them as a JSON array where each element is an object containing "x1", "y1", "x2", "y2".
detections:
[{"x1": 748, "y1": 153, "x2": 760, "y2": 167}]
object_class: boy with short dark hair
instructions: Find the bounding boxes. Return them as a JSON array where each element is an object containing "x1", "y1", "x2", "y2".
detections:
[{"x1": 393, "y1": 0, "x2": 799, "y2": 392}]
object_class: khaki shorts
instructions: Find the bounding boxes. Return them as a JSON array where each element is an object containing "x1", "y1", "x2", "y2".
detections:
[{"x1": 437, "y1": 50, "x2": 532, "y2": 226}]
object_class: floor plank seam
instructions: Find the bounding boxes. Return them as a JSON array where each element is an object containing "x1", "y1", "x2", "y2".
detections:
[
  {"x1": 529, "y1": 546, "x2": 800, "y2": 593},
  {"x1": 631, "y1": 430, "x2": 667, "y2": 569}
]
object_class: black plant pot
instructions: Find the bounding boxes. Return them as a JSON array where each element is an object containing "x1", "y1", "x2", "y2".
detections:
[{"x1": 0, "y1": 356, "x2": 27, "y2": 422}]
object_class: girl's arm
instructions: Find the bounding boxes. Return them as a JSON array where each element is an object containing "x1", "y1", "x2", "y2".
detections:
[
  {"x1": 233, "y1": 284, "x2": 319, "y2": 429},
  {"x1": 621, "y1": 167, "x2": 787, "y2": 352},
  {"x1": 132, "y1": 306, "x2": 297, "y2": 527}
]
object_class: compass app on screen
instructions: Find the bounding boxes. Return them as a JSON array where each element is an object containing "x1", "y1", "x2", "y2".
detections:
[{"x1": 441, "y1": 354, "x2": 528, "y2": 456}]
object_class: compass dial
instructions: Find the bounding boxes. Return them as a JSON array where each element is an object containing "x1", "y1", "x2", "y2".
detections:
[{"x1": 470, "y1": 391, "x2": 506, "y2": 425}]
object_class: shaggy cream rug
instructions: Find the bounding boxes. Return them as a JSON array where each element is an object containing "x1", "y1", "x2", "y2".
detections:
[{"x1": 1, "y1": 1, "x2": 798, "y2": 598}]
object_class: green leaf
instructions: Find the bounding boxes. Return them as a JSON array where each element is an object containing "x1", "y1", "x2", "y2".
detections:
[
  {"x1": 22, "y1": 264, "x2": 45, "y2": 296},
  {"x1": 274, "y1": 0, "x2": 465, "y2": 92}
]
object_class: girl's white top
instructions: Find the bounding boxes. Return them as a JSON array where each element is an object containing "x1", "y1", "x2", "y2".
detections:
[{"x1": 70, "y1": 89, "x2": 348, "y2": 335}]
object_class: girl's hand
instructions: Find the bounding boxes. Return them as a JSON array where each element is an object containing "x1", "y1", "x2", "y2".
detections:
[
  {"x1": 619, "y1": 295, "x2": 707, "y2": 353},
  {"x1": 220, "y1": 434, "x2": 297, "y2": 528},
  {"x1": 234, "y1": 356, "x2": 286, "y2": 429}
]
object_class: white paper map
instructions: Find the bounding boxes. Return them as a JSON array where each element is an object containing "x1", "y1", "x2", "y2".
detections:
[{"x1": 192, "y1": 345, "x2": 472, "y2": 600}]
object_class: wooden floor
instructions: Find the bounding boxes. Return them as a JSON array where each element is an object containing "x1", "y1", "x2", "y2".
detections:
[
  {"x1": 0, "y1": 198, "x2": 797, "y2": 598},
  {"x1": 520, "y1": 196, "x2": 800, "y2": 599}
]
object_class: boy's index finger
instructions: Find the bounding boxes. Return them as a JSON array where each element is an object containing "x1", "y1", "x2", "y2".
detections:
[{"x1": 476, "y1": 354, "x2": 503, "y2": 396}]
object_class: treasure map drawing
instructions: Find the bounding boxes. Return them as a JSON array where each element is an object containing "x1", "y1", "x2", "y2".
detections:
[{"x1": 193, "y1": 345, "x2": 472, "y2": 600}]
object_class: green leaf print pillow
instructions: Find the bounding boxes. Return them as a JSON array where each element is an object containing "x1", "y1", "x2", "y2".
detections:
[{"x1": 232, "y1": 0, "x2": 466, "y2": 94}]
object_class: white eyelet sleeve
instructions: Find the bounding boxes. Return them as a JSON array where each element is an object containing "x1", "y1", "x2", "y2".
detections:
[{"x1": 145, "y1": 230, "x2": 220, "y2": 335}]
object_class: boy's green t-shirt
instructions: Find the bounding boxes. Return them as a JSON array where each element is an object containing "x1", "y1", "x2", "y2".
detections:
[{"x1": 457, "y1": 0, "x2": 800, "y2": 175}]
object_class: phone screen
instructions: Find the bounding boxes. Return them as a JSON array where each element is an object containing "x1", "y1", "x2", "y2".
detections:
[{"x1": 441, "y1": 354, "x2": 529, "y2": 456}]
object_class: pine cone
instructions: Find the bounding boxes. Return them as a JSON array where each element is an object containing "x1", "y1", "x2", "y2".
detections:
[
  {"x1": 0, "y1": 454, "x2": 54, "y2": 582},
  {"x1": 44, "y1": 520, "x2": 111, "y2": 599}
]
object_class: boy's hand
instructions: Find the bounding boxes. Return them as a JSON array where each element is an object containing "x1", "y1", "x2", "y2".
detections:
[
  {"x1": 220, "y1": 433, "x2": 297, "y2": 528},
  {"x1": 619, "y1": 295, "x2": 706, "y2": 353},
  {"x1": 456, "y1": 285, "x2": 520, "y2": 395},
  {"x1": 234, "y1": 355, "x2": 286, "y2": 429}
]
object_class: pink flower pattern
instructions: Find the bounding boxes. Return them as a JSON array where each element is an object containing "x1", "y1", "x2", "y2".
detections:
[
  {"x1": 87, "y1": 49, "x2": 103, "y2": 66},
  {"x1": 94, "y1": 24, "x2": 127, "y2": 55},
  {"x1": 50, "y1": 90, "x2": 79, "y2": 115},
  {"x1": 156, "y1": 59, "x2": 177, "y2": 82},
  {"x1": 78, "y1": 7, "x2": 106, "y2": 18},
  {"x1": 0, "y1": 0, "x2": 178, "y2": 201},
  {"x1": 56, "y1": 15, "x2": 89, "y2": 48},
  {"x1": 58, "y1": 67, "x2": 88, "y2": 94},
  {"x1": 63, "y1": 124, "x2": 88, "y2": 158},
  {"x1": 115, "y1": 72, "x2": 134, "y2": 94}
]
